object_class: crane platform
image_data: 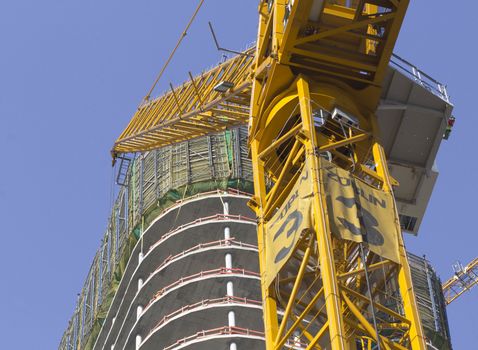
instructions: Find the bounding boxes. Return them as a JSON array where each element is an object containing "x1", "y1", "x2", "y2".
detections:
[{"x1": 113, "y1": 51, "x2": 453, "y2": 235}]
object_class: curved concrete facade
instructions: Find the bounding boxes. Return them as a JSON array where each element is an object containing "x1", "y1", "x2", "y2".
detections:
[{"x1": 92, "y1": 193, "x2": 265, "y2": 350}]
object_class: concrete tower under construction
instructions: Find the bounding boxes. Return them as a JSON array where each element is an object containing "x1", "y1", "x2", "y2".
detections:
[
  {"x1": 60, "y1": 127, "x2": 271, "y2": 349},
  {"x1": 59, "y1": 17, "x2": 454, "y2": 350}
]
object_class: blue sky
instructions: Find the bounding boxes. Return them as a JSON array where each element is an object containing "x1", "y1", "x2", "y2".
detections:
[{"x1": 0, "y1": 1, "x2": 475, "y2": 349}]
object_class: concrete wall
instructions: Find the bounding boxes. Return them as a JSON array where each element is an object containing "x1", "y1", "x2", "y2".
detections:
[{"x1": 93, "y1": 193, "x2": 265, "y2": 350}]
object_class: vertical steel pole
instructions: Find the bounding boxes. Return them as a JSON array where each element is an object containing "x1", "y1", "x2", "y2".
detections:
[
  {"x1": 359, "y1": 243, "x2": 382, "y2": 350},
  {"x1": 250, "y1": 138, "x2": 279, "y2": 350},
  {"x1": 297, "y1": 77, "x2": 349, "y2": 350},
  {"x1": 371, "y1": 115, "x2": 427, "y2": 350}
]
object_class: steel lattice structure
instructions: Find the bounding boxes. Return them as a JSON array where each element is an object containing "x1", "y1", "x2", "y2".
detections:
[
  {"x1": 443, "y1": 257, "x2": 478, "y2": 305},
  {"x1": 248, "y1": 1, "x2": 426, "y2": 349},
  {"x1": 109, "y1": 1, "x2": 454, "y2": 349},
  {"x1": 112, "y1": 51, "x2": 254, "y2": 155}
]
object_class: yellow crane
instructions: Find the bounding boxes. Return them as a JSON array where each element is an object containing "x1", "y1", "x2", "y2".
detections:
[
  {"x1": 443, "y1": 257, "x2": 478, "y2": 305},
  {"x1": 111, "y1": 1, "x2": 449, "y2": 349}
]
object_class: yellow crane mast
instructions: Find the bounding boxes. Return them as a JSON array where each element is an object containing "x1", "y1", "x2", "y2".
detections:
[
  {"x1": 111, "y1": 1, "x2": 443, "y2": 349},
  {"x1": 247, "y1": 1, "x2": 425, "y2": 349}
]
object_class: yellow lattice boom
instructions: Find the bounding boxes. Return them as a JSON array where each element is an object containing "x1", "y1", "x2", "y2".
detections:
[
  {"x1": 443, "y1": 257, "x2": 478, "y2": 305},
  {"x1": 112, "y1": 49, "x2": 254, "y2": 156}
]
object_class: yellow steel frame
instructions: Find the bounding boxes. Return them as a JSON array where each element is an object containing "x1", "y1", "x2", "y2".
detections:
[
  {"x1": 443, "y1": 257, "x2": 478, "y2": 305},
  {"x1": 112, "y1": 50, "x2": 254, "y2": 156},
  {"x1": 249, "y1": 1, "x2": 426, "y2": 349},
  {"x1": 110, "y1": 1, "x2": 434, "y2": 349}
]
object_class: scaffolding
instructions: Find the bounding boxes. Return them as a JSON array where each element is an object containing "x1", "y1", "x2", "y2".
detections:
[
  {"x1": 58, "y1": 126, "x2": 253, "y2": 350},
  {"x1": 408, "y1": 254, "x2": 452, "y2": 349}
]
